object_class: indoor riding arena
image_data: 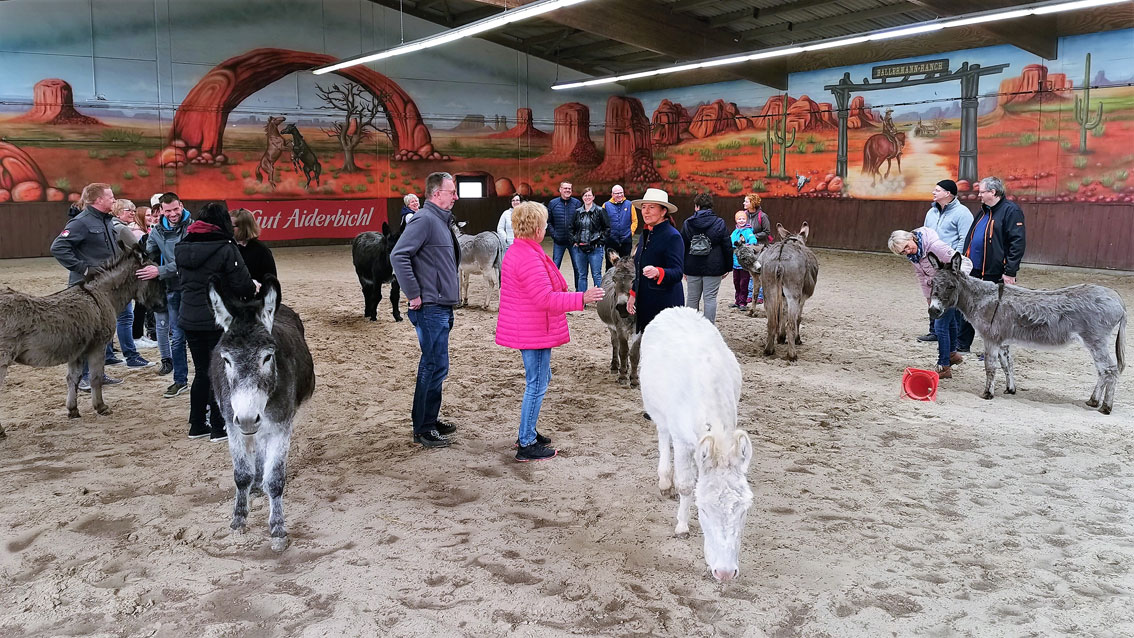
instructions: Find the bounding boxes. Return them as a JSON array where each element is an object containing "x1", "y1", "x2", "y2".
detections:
[{"x1": 1, "y1": 1, "x2": 1131, "y2": 636}]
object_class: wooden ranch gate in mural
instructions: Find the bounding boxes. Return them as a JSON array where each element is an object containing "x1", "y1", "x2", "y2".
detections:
[{"x1": 825, "y1": 61, "x2": 1008, "y2": 182}]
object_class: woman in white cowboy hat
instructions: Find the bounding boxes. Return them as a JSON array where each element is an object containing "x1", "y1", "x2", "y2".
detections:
[{"x1": 627, "y1": 188, "x2": 685, "y2": 333}]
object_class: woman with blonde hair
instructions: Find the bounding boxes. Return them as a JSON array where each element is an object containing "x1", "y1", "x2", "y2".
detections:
[
  {"x1": 496, "y1": 201, "x2": 604, "y2": 462},
  {"x1": 230, "y1": 207, "x2": 277, "y2": 284}
]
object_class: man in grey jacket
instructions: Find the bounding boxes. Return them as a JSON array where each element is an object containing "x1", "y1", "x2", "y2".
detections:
[
  {"x1": 391, "y1": 172, "x2": 462, "y2": 448},
  {"x1": 138, "y1": 192, "x2": 192, "y2": 397},
  {"x1": 916, "y1": 179, "x2": 973, "y2": 342}
]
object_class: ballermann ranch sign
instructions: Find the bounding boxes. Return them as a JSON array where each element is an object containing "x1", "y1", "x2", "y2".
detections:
[{"x1": 871, "y1": 59, "x2": 950, "y2": 79}]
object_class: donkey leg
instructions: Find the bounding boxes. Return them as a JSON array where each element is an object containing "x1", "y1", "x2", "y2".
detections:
[
  {"x1": 608, "y1": 330, "x2": 619, "y2": 372},
  {"x1": 0, "y1": 363, "x2": 9, "y2": 436},
  {"x1": 373, "y1": 283, "x2": 385, "y2": 322},
  {"x1": 784, "y1": 299, "x2": 800, "y2": 362},
  {"x1": 998, "y1": 345, "x2": 1016, "y2": 394},
  {"x1": 1084, "y1": 338, "x2": 1117, "y2": 413},
  {"x1": 65, "y1": 359, "x2": 83, "y2": 418},
  {"x1": 89, "y1": 353, "x2": 112, "y2": 416},
  {"x1": 629, "y1": 333, "x2": 641, "y2": 388},
  {"x1": 981, "y1": 344, "x2": 998, "y2": 400},
  {"x1": 673, "y1": 445, "x2": 697, "y2": 538},
  {"x1": 264, "y1": 432, "x2": 291, "y2": 551},
  {"x1": 657, "y1": 424, "x2": 674, "y2": 496},
  {"x1": 361, "y1": 282, "x2": 376, "y2": 320},
  {"x1": 389, "y1": 278, "x2": 403, "y2": 322},
  {"x1": 229, "y1": 436, "x2": 254, "y2": 532},
  {"x1": 617, "y1": 335, "x2": 630, "y2": 384}
]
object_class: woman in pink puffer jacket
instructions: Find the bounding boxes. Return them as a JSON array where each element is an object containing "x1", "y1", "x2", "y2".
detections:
[{"x1": 496, "y1": 202, "x2": 605, "y2": 462}]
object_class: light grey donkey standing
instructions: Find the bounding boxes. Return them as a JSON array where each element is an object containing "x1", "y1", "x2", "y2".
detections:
[
  {"x1": 209, "y1": 275, "x2": 315, "y2": 551},
  {"x1": 739, "y1": 222, "x2": 819, "y2": 361},
  {"x1": 928, "y1": 252, "x2": 1126, "y2": 413},
  {"x1": 453, "y1": 220, "x2": 505, "y2": 309},
  {"x1": 596, "y1": 250, "x2": 640, "y2": 387}
]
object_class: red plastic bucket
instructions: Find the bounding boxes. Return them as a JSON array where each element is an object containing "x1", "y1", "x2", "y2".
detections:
[{"x1": 902, "y1": 367, "x2": 939, "y2": 401}]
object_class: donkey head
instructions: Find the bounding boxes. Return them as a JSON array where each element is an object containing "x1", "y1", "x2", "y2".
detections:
[
  {"x1": 733, "y1": 241, "x2": 764, "y2": 276},
  {"x1": 927, "y1": 252, "x2": 964, "y2": 320},
  {"x1": 209, "y1": 276, "x2": 282, "y2": 436},
  {"x1": 603, "y1": 252, "x2": 636, "y2": 318},
  {"x1": 776, "y1": 222, "x2": 811, "y2": 243},
  {"x1": 694, "y1": 429, "x2": 754, "y2": 583}
]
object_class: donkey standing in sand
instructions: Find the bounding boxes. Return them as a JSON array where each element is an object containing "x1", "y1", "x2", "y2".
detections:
[
  {"x1": 928, "y1": 252, "x2": 1127, "y2": 413},
  {"x1": 596, "y1": 251, "x2": 640, "y2": 387},
  {"x1": 209, "y1": 275, "x2": 314, "y2": 551},
  {"x1": 255, "y1": 116, "x2": 289, "y2": 188},
  {"x1": 0, "y1": 242, "x2": 164, "y2": 436},
  {"x1": 738, "y1": 222, "x2": 819, "y2": 361}
]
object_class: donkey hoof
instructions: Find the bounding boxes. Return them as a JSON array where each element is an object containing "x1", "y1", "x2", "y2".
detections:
[
  {"x1": 368, "y1": 316, "x2": 377, "y2": 322},
  {"x1": 1086, "y1": 398, "x2": 1099, "y2": 408},
  {"x1": 1004, "y1": 388, "x2": 1016, "y2": 395},
  {"x1": 68, "y1": 409, "x2": 81, "y2": 419},
  {"x1": 230, "y1": 522, "x2": 247, "y2": 534},
  {"x1": 795, "y1": 337, "x2": 803, "y2": 345},
  {"x1": 630, "y1": 379, "x2": 639, "y2": 389},
  {"x1": 96, "y1": 405, "x2": 113, "y2": 416},
  {"x1": 394, "y1": 316, "x2": 403, "y2": 323},
  {"x1": 777, "y1": 336, "x2": 788, "y2": 344},
  {"x1": 981, "y1": 391, "x2": 994, "y2": 400},
  {"x1": 1099, "y1": 405, "x2": 1112, "y2": 415},
  {"x1": 270, "y1": 536, "x2": 290, "y2": 552},
  {"x1": 762, "y1": 348, "x2": 776, "y2": 357},
  {"x1": 674, "y1": 528, "x2": 689, "y2": 539},
  {"x1": 617, "y1": 377, "x2": 629, "y2": 387}
]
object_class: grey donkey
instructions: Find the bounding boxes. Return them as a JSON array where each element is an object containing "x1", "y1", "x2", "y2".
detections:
[
  {"x1": 736, "y1": 223, "x2": 819, "y2": 361},
  {"x1": 0, "y1": 242, "x2": 164, "y2": 437},
  {"x1": 596, "y1": 251, "x2": 640, "y2": 386},
  {"x1": 453, "y1": 221, "x2": 504, "y2": 310},
  {"x1": 927, "y1": 252, "x2": 1126, "y2": 413},
  {"x1": 209, "y1": 275, "x2": 315, "y2": 551}
]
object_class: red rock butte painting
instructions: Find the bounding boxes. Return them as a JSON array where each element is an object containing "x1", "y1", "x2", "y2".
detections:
[
  {"x1": 163, "y1": 48, "x2": 438, "y2": 167},
  {"x1": 14, "y1": 79, "x2": 103, "y2": 126},
  {"x1": 488, "y1": 108, "x2": 549, "y2": 139}
]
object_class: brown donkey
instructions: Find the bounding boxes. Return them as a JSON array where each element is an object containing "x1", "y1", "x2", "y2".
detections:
[{"x1": 0, "y1": 243, "x2": 164, "y2": 436}]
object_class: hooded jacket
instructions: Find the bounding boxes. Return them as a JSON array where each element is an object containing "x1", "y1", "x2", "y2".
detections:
[
  {"x1": 924, "y1": 197, "x2": 974, "y2": 252},
  {"x1": 146, "y1": 210, "x2": 191, "y2": 291},
  {"x1": 174, "y1": 221, "x2": 256, "y2": 331},
  {"x1": 962, "y1": 196, "x2": 1026, "y2": 281},
  {"x1": 680, "y1": 208, "x2": 732, "y2": 276}
]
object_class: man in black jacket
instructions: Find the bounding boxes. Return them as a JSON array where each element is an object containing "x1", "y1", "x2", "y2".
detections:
[
  {"x1": 681, "y1": 192, "x2": 732, "y2": 323},
  {"x1": 956, "y1": 176, "x2": 1026, "y2": 352}
]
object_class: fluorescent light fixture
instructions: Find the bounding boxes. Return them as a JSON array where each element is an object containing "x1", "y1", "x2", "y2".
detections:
[
  {"x1": 314, "y1": 0, "x2": 593, "y2": 75},
  {"x1": 551, "y1": 0, "x2": 1131, "y2": 90}
]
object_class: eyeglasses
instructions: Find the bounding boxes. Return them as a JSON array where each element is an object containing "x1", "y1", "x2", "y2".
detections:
[{"x1": 437, "y1": 189, "x2": 457, "y2": 195}]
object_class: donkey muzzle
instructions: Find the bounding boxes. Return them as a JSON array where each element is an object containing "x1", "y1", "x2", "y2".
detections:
[{"x1": 234, "y1": 413, "x2": 262, "y2": 436}]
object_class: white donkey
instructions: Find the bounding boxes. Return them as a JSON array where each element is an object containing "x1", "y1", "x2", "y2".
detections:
[{"x1": 640, "y1": 307, "x2": 754, "y2": 582}]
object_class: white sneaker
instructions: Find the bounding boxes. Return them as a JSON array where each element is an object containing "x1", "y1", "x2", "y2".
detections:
[{"x1": 134, "y1": 337, "x2": 159, "y2": 349}]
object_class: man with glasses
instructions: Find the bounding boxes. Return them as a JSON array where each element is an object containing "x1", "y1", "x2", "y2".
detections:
[
  {"x1": 956, "y1": 176, "x2": 1026, "y2": 353},
  {"x1": 603, "y1": 184, "x2": 637, "y2": 271},
  {"x1": 546, "y1": 181, "x2": 581, "y2": 284},
  {"x1": 391, "y1": 172, "x2": 462, "y2": 448}
]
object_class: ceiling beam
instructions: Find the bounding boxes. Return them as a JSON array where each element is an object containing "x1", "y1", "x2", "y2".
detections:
[
  {"x1": 708, "y1": 0, "x2": 835, "y2": 28},
  {"x1": 908, "y1": 0, "x2": 1058, "y2": 59},
  {"x1": 737, "y1": 4, "x2": 918, "y2": 43},
  {"x1": 667, "y1": 0, "x2": 718, "y2": 13}
]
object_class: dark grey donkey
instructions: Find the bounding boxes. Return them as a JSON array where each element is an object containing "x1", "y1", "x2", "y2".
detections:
[
  {"x1": 738, "y1": 223, "x2": 819, "y2": 361},
  {"x1": 596, "y1": 251, "x2": 640, "y2": 387},
  {"x1": 928, "y1": 252, "x2": 1127, "y2": 413},
  {"x1": 209, "y1": 275, "x2": 315, "y2": 551},
  {"x1": 0, "y1": 242, "x2": 164, "y2": 437},
  {"x1": 351, "y1": 222, "x2": 402, "y2": 322}
]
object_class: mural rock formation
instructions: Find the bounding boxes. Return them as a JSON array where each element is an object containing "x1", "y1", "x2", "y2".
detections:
[
  {"x1": 0, "y1": 141, "x2": 49, "y2": 202},
  {"x1": 593, "y1": 96, "x2": 660, "y2": 183},
  {"x1": 688, "y1": 100, "x2": 748, "y2": 139},
  {"x1": 847, "y1": 96, "x2": 879, "y2": 129},
  {"x1": 998, "y1": 64, "x2": 1072, "y2": 107},
  {"x1": 488, "y1": 108, "x2": 549, "y2": 139},
  {"x1": 14, "y1": 79, "x2": 102, "y2": 126},
  {"x1": 786, "y1": 95, "x2": 838, "y2": 132},
  {"x1": 651, "y1": 99, "x2": 691, "y2": 145},
  {"x1": 542, "y1": 102, "x2": 600, "y2": 165},
  {"x1": 163, "y1": 48, "x2": 442, "y2": 166}
]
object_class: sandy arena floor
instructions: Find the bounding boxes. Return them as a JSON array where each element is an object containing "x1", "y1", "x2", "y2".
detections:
[{"x1": 1, "y1": 244, "x2": 1132, "y2": 637}]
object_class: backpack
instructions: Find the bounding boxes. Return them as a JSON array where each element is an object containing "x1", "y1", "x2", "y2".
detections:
[
  {"x1": 757, "y1": 211, "x2": 774, "y2": 243},
  {"x1": 689, "y1": 232, "x2": 712, "y2": 256}
]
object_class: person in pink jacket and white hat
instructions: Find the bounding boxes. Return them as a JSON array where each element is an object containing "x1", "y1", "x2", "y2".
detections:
[{"x1": 496, "y1": 201, "x2": 605, "y2": 462}]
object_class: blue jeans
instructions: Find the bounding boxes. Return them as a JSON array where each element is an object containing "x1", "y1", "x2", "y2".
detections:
[
  {"x1": 935, "y1": 307, "x2": 961, "y2": 367},
  {"x1": 552, "y1": 242, "x2": 582, "y2": 290},
  {"x1": 519, "y1": 348, "x2": 552, "y2": 447},
  {"x1": 408, "y1": 305, "x2": 454, "y2": 435},
  {"x1": 575, "y1": 246, "x2": 603, "y2": 291},
  {"x1": 116, "y1": 302, "x2": 140, "y2": 360},
  {"x1": 157, "y1": 290, "x2": 189, "y2": 384}
]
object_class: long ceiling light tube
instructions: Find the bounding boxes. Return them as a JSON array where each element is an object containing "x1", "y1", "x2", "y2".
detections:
[
  {"x1": 314, "y1": 0, "x2": 593, "y2": 75},
  {"x1": 551, "y1": 0, "x2": 1130, "y2": 90}
]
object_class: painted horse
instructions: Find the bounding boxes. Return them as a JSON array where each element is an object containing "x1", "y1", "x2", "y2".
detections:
[{"x1": 862, "y1": 132, "x2": 905, "y2": 186}]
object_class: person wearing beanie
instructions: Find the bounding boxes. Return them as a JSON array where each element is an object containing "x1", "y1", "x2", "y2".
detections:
[
  {"x1": 174, "y1": 202, "x2": 256, "y2": 442},
  {"x1": 916, "y1": 178, "x2": 973, "y2": 343}
]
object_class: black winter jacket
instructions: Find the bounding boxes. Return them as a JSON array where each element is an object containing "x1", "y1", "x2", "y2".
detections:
[
  {"x1": 175, "y1": 223, "x2": 256, "y2": 331},
  {"x1": 571, "y1": 205, "x2": 609, "y2": 251},
  {"x1": 962, "y1": 197, "x2": 1026, "y2": 281},
  {"x1": 238, "y1": 239, "x2": 278, "y2": 284},
  {"x1": 681, "y1": 209, "x2": 733, "y2": 276}
]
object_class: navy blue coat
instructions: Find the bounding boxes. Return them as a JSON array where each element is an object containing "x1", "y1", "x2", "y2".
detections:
[{"x1": 632, "y1": 220, "x2": 685, "y2": 333}]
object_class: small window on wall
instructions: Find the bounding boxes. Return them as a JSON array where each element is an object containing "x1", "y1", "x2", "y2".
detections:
[{"x1": 456, "y1": 176, "x2": 486, "y2": 199}]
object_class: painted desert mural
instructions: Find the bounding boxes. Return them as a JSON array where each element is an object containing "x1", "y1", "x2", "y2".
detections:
[{"x1": 0, "y1": 6, "x2": 1131, "y2": 207}]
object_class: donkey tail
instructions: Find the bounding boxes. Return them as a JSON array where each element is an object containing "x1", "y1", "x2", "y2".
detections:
[{"x1": 1117, "y1": 313, "x2": 1127, "y2": 374}]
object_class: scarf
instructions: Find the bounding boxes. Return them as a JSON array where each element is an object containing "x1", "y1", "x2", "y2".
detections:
[
  {"x1": 187, "y1": 220, "x2": 221, "y2": 235},
  {"x1": 906, "y1": 230, "x2": 925, "y2": 264}
]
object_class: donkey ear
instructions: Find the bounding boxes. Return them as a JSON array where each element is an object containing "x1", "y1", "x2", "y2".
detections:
[
  {"x1": 798, "y1": 222, "x2": 810, "y2": 241},
  {"x1": 733, "y1": 430, "x2": 753, "y2": 474},
  {"x1": 950, "y1": 251, "x2": 963, "y2": 272},
  {"x1": 382, "y1": 221, "x2": 390, "y2": 235},
  {"x1": 608, "y1": 250, "x2": 620, "y2": 265},
  {"x1": 776, "y1": 223, "x2": 789, "y2": 240},
  {"x1": 258, "y1": 275, "x2": 281, "y2": 332},
  {"x1": 927, "y1": 252, "x2": 943, "y2": 269},
  {"x1": 208, "y1": 279, "x2": 234, "y2": 332},
  {"x1": 695, "y1": 433, "x2": 717, "y2": 470}
]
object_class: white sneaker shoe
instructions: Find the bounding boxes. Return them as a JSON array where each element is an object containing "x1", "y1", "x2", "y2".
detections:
[{"x1": 134, "y1": 337, "x2": 159, "y2": 349}]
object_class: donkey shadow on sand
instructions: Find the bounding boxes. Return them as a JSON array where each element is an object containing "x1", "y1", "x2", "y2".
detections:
[
  {"x1": 0, "y1": 242, "x2": 164, "y2": 437},
  {"x1": 209, "y1": 275, "x2": 315, "y2": 551},
  {"x1": 735, "y1": 222, "x2": 819, "y2": 361},
  {"x1": 928, "y1": 252, "x2": 1127, "y2": 414}
]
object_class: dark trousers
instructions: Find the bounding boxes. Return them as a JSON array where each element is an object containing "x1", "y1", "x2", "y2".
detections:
[
  {"x1": 604, "y1": 237, "x2": 633, "y2": 270},
  {"x1": 732, "y1": 269, "x2": 751, "y2": 306},
  {"x1": 408, "y1": 305, "x2": 454, "y2": 435},
  {"x1": 184, "y1": 328, "x2": 223, "y2": 433},
  {"x1": 935, "y1": 308, "x2": 961, "y2": 367}
]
